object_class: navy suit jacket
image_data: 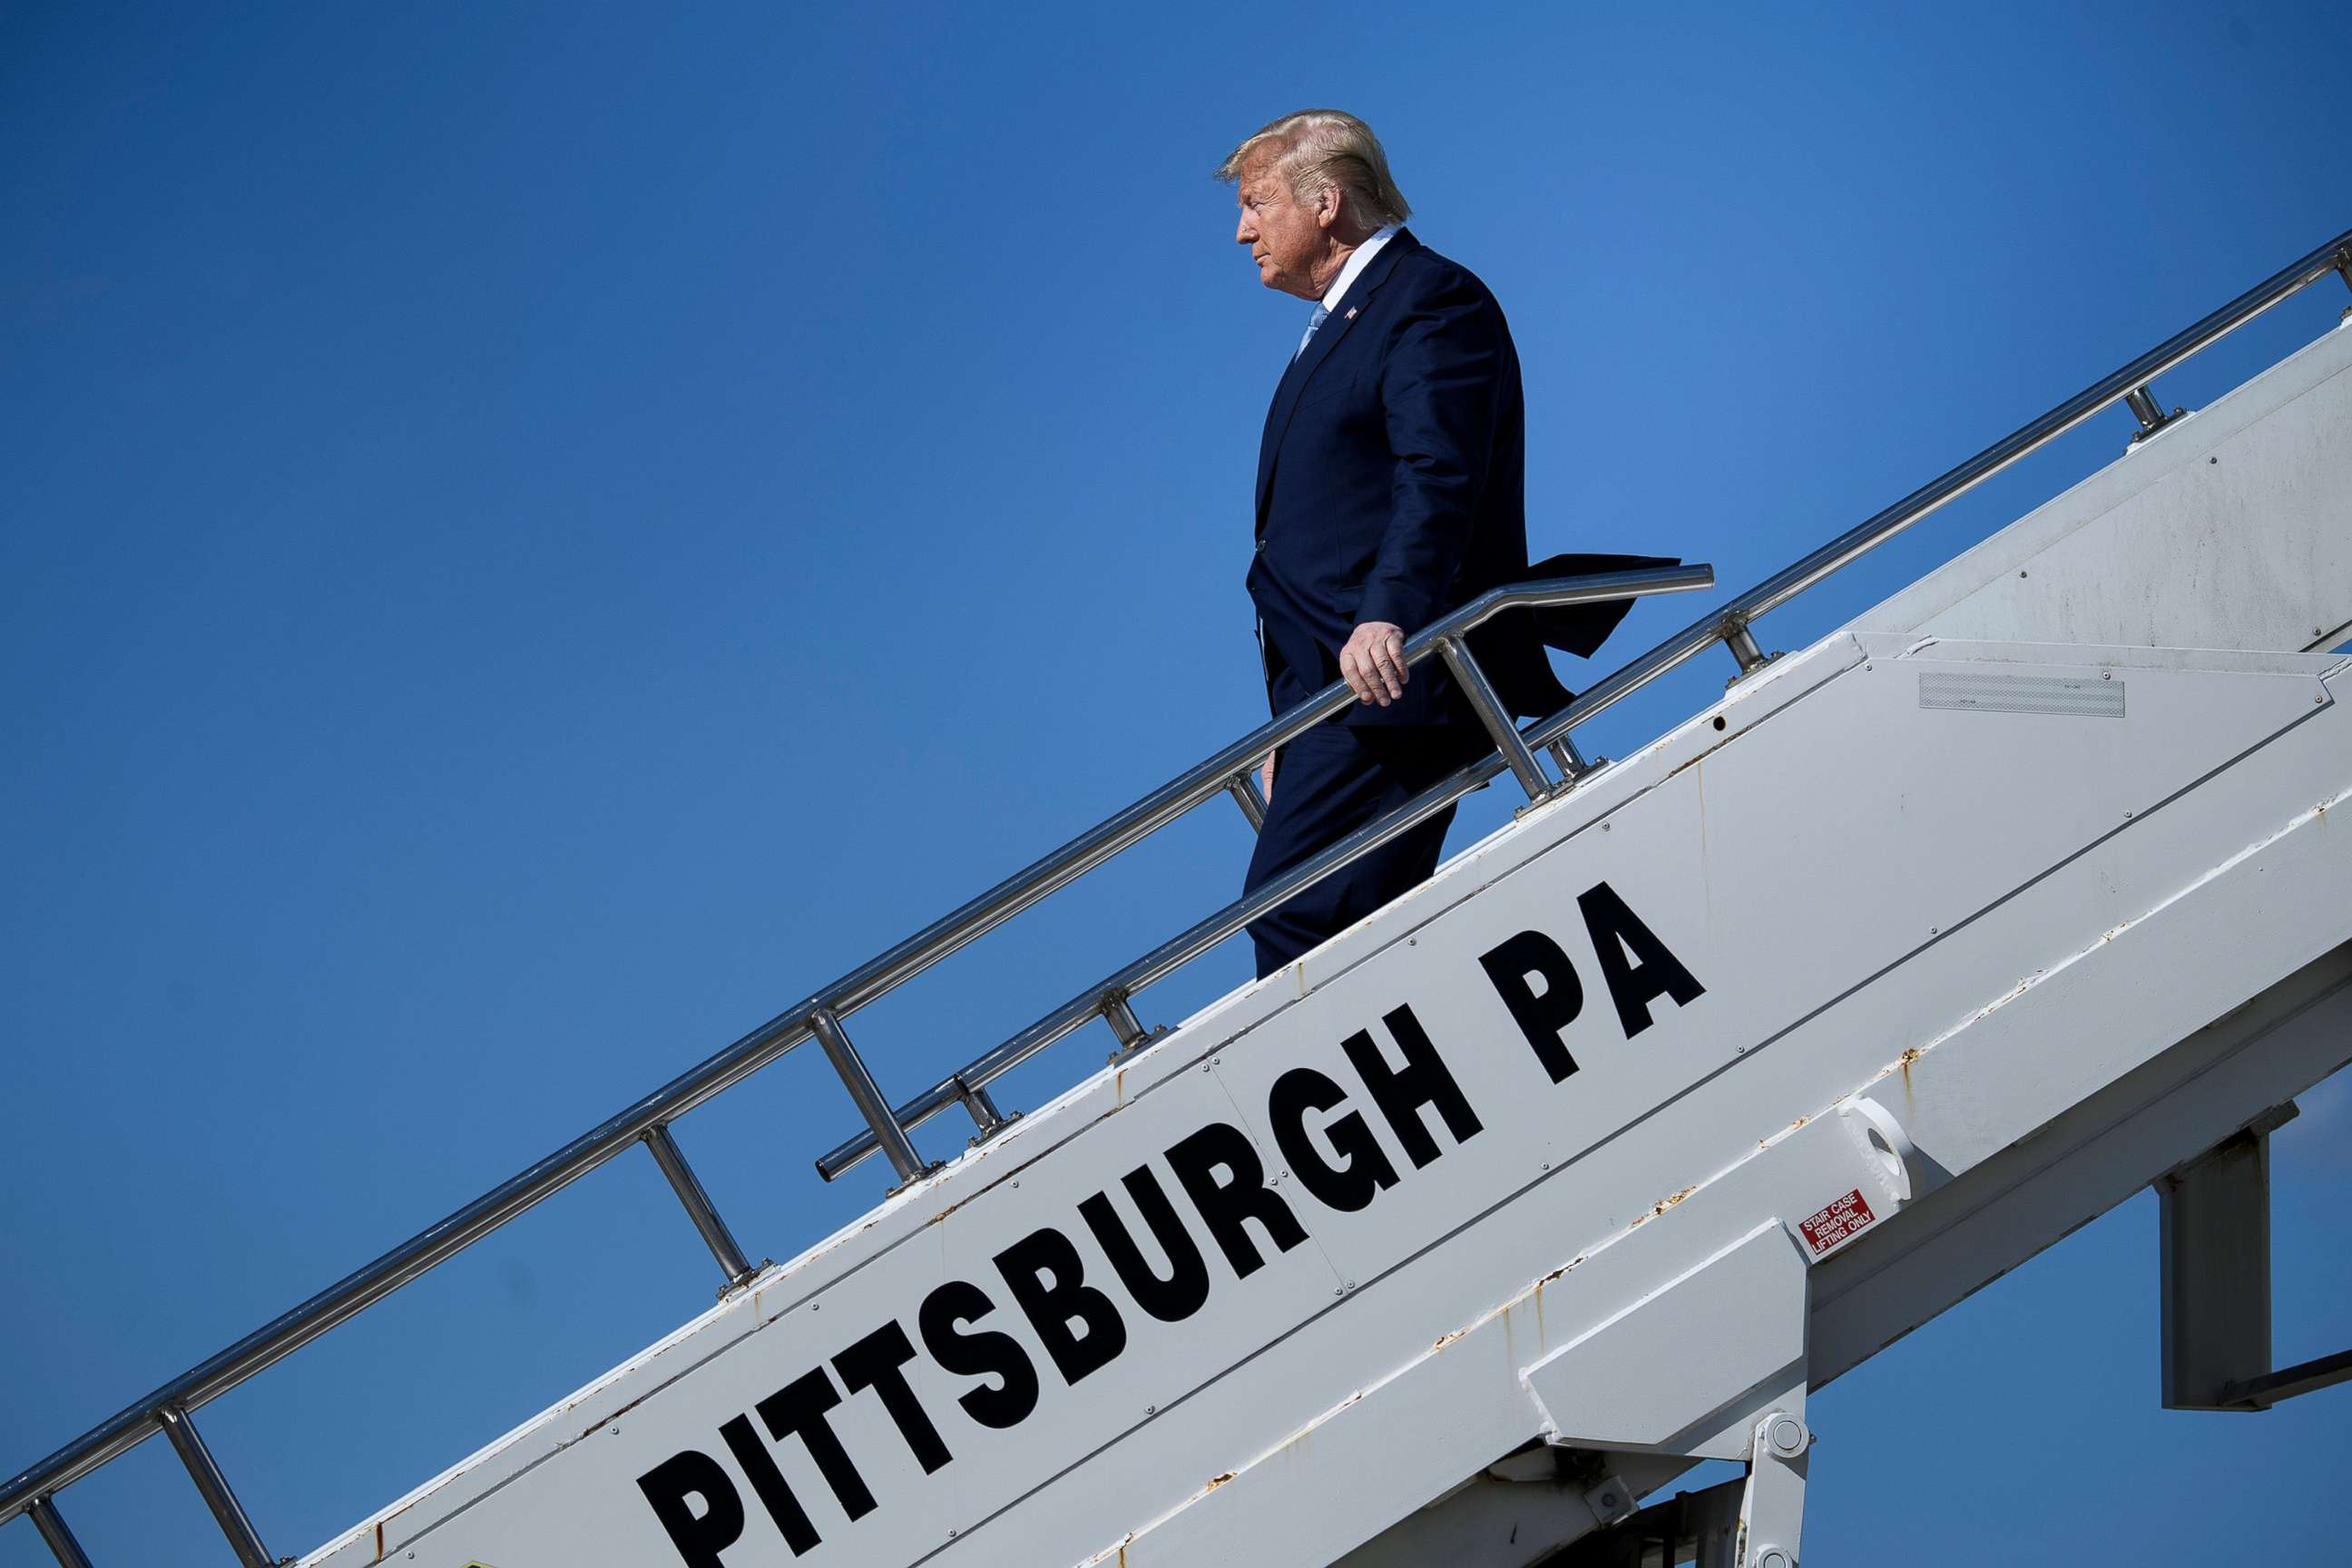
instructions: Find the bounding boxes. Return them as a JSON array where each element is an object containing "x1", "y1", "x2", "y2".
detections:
[{"x1": 1249, "y1": 230, "x2": 1658, "y2": 728}]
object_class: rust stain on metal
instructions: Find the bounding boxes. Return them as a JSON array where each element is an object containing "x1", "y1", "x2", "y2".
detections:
[
  {"x1": 923, "y1": 1174, "x2": 1017, "y2": 1231},
  {"x1": 1971, "y1": 972, "x2": 2038, "y2": 1022},
  {"x1": 1633, "y1": 1183, "x2": 1698, "y2": 1228},
  {"x1": 1084, "y1": 1531, "x2": 1139, "y2": 1565},
  {"x1": 1205, "y1": 1470, "x2": 1236, "y2": 1491},
  {"x1": 802, "y1": 1204, "x2": 897, "y2": 1274}
]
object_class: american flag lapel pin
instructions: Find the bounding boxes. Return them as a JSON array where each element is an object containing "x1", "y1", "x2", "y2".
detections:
[{"x1": 1345, "y1": 307, "x2": 1358, "y2": 320}]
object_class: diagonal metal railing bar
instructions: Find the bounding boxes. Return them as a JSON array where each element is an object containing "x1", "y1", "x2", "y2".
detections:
[
  {"x1": 0, "y1": 569, "x2": 1706, "y2": 1531},
  {"x1": 1518, "y1": 229, "x2": 2352, "y2": 750},
  {"x1": 818, "y1": 737, "x2": 1520, "y2": 1178}
]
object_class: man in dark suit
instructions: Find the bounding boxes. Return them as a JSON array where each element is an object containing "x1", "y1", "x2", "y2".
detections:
[{"x1": 1220, "y1": 110, "x2": 1651, "y2": 978}]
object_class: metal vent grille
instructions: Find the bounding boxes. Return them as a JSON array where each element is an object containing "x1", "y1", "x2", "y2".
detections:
[{"x1": 1917, "y1": 670, "x2": 2126, "y2": 718}]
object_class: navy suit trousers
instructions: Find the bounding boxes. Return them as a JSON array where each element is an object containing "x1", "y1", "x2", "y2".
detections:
[{"x1": 1242, "y1": 683, "x2": 1487, "y2": 978}]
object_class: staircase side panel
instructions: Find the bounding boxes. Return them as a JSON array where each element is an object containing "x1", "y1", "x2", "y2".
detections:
[{"x1": 1851, "y1": 319, "x2": 2352, "y2": 653}]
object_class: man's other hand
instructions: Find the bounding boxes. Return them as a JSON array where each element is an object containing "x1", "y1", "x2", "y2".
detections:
[
  {"x1": 1340, "y1": 621, "x2": 1408, "y2": 705},
  {"x1": 1259, "y1": 749, "x2": 1278, "y2": 805}
]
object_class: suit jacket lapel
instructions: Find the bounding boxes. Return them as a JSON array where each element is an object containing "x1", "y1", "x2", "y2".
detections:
[{"x1": 1255, "y1": 230, "x2": 1419, "y2": 530}]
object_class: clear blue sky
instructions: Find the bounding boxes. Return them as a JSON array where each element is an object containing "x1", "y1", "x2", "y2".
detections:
[{"x1": 5, "y1": 3, "x2": 2348, "y2": 1563}]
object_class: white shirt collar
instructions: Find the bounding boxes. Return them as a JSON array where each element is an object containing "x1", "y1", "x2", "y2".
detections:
[{"x1": 1320, "y1": 223, "x2": 1402, "y2": 314}]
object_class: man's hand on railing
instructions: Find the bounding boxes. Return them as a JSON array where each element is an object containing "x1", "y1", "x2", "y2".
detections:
[{"x1": 1341, "y1": 620, "x2": 1409, "y2": 705}]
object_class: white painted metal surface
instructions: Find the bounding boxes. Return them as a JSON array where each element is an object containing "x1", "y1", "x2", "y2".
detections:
[
  {"x1": 300, "y1": 323, "x2": 2352, "y2": 1568},
  {"x1": 1855, "y1": 317, "x2": 2352, "y2": 653}
]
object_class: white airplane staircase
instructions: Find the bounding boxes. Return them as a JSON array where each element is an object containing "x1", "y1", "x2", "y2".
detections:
[{"x1": 8, "y1": 230, "x2": 2352, "y2": 1568}]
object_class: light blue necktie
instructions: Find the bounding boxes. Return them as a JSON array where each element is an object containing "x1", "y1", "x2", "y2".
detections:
[{"x1": 1294, "y1": 302, "x2": 1330, "y2": 362}]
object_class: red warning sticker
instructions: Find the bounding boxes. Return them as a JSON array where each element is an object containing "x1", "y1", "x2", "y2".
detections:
[{"x1": 1799, "y1": 1189, "x2": 1876, "y2": 1255}]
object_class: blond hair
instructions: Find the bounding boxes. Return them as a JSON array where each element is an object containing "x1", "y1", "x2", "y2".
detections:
[{"x1": 1216, "y1": 109, "x2": 1412, "y2": 228}]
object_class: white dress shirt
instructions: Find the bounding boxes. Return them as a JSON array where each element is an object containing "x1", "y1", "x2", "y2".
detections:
[
  {"x1": 1320, "y1": 222, "x2": 1401, "y2": 315},
  {"x1": 1295, "y1": 224, "x2": 1402, "y2": 360}
]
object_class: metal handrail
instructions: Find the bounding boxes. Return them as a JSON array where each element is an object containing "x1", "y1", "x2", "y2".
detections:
[
  {"x1": 1515, "y1": 230, "x2": 2352, "y2": 740},
  {"x1": 7, "y1": 223, "x2": 2349, "y2": 1562},
  {"x1": 0, "y1": 568, "x2": 1706, "y2": 1535},
  {"x1": 812, "y1": 224, "x2": 2352, "y2": 1181},
  {"x1": 817, "y1": 736, "x2": 1517, "y2": 1179},
  {"x1": 814, "y1": 570, "x2": 1715, "y2": 1179}
]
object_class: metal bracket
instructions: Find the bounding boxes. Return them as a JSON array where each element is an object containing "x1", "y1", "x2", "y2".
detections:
[
  {"x1": 1226, "y1": 773, "x2": 1268, "y2": 832},
  {"x1": 1582, "y1": 1474, "x2": 1638, "y2": 1528},
  {"x1": 1740, "y1": 1405, "x2": 1810, "y2": 1568},
  {"x1": 2220, "y1": 1347, "x2": 2352, "y2": 1410},
  {"x1": 2158, "y1": 1104, "x2": 2293, "y2": 1409},
  {"x1": 1100, "y1": 988, "x2": 1172, "y2": 1065},
  {"x1": 1520, "y1": 1208, "x2": 1829, "y2": 1563},
  {"x1": 1546, "y1": 735, "x2": 1608, "y2": 786},
  {"x1": 1104, "y1": 1031, "x2": 1170, "y2": 1066},
  {"x1": 952, "y1": 1074, "x2": 1020, "y2": 1148},
  {"x1": 2160, "y1": 1104, "x2": 2352, "y2": 1411},
  {"x1": 1722, "y1": 618, "x2": 1777, "y2": 681},
  {"x1": 2124, "y1": 383, "x2": 2187, "y2": 445},
  {"x1": 1102, "y1": 989, "x2": 1149, "y2": 1049},
  {"x1": 1550, "y1": 1476, "x2": 1746, "y2": 1568}
]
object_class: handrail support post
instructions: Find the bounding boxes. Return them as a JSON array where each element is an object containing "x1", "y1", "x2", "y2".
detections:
[
  {"x1": 1226, "y1": 774, "x2": 1268, "y2": 832},
  {"x1": 1723, "y1": 618, "x2": 1771, "y2": 678},
  {"x1": 810, "y1": 1006, "x2": 932, "y2": 1186},
  {"x1": 2124, "y1": 383, "x2": 2185, "y2": 443},
  {"x1": 1102, "y1": 988, "x2": 1169, "y2": 1064},
  {"x1": 1102, "y1": 990, "x2": 1148, "y2": 1049},
  {"x1": 158, "y1": 1406, "x2": 272, "y2": 1568},
  {"x1": 28, "y1": 1495, "x2": 95, "y2": 1568},
  {"x1": 642, "y1": 1123, "x2": 757, "y2": 1289},
  {"x1": 1547, "y1": 735, "x2": 1601, "y2": 784},
  {"x1": 1436, "y1": 635, "x2": 1552, "y2": 802},
  {"x1": 951, "y1": 1075, "x2": 1015, "y2": 1143}
]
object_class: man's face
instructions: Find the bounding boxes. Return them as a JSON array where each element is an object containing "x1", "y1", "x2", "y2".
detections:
[{"x1": 1234, "y1": 157, "x2": 1329, "y2": 300}]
